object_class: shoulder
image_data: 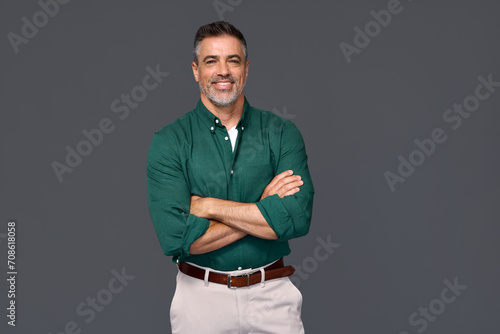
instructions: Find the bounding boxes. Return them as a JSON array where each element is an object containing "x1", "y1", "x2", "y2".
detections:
[
  {"x1": 247, "y1": 106, "x2": 298, "y2": 134},
  {"x1": 152, "y1": 109, "x2": 197, "y2": 144},
  {"x1": 249, "y1": 107, "x2": 302, "y2": 140},
  {"x1": 148, "y1": 109, "x2": 197, "y2": 156},
  {"x1": 156, "y1": 109, "x2": 196, "y2": 137}
]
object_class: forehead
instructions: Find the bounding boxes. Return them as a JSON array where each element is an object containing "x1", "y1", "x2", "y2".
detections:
[{"x1": 198, "y1": 35, "x2": 244, "y2": 57}]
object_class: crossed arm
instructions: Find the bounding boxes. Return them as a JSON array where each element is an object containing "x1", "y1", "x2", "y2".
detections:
[{"x1": 189, "y1": 170, "x2": 303, "y2": 254}]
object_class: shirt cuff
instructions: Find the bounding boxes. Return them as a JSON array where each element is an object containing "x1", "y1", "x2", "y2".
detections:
[
  {"x1": 181, "y1": 214, "x2": 211, "y2": 257},
  {"x1": 256, "y1": 194, "x2": 305, "y2": 240}
]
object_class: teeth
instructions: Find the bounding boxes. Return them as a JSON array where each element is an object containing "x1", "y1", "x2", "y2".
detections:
[{"x1": 216, "y1": 82, "x2": 232, "y2": 85}]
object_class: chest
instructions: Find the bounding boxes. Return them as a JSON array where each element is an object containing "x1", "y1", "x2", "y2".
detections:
[{"x1": 185, "y1": 127, "x2": 276, "y2": 201}]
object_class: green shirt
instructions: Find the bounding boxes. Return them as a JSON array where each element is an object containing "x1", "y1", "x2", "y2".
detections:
[{"x1": 147, "y1": 98, "x2": 314, "y2": 271}]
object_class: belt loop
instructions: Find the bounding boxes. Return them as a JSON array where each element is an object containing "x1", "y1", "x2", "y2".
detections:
[
  {"x1": 204, "y1": 269, "x2": 210, "y2": 287},
  {"x1": 259, "y1": 268, "x2": 266, "y2": 288}
]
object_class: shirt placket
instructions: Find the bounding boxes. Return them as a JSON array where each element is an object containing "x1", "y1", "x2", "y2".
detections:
[
  {"x1": 211, "y1": 117, "x2": 234, "y2": 199},
  {"x1": 228, "y1": 123, "x2": 246, "y2": 201}
]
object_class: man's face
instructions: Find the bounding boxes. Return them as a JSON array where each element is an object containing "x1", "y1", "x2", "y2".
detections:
[{"x1": 192, "y1": 35, "x2": 249, "y2": 108}]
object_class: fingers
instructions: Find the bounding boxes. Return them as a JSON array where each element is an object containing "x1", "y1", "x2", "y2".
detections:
[
  {"x1": 273, "y1": 174, "x2": 302, "y2": 192},
  {"x1": 276, "y1": 176, "x2": 303, "y2": 198},
  {"x1": 266, "y1": 170, "x2": 294, "y2": 189},
  {"x1": 260, "y1": 170, "x2": 304, "y2": 200},
  {"x1": 280, "y1": 186, "x2": 301, "y2": 198}
]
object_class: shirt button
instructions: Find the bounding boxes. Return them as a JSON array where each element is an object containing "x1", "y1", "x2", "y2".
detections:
[
  {"x1": 215, "y1": 119, "x2": 219, "y2": 124},
  {"x1": 238, "y1": 267, "x2": 242, "y2": 270},
  {"x1": 241, "y1": 126, "x2": 244, "y2": 131},
  {"x1": 231, "y1": 170, "x2": 234, "y2": 175},
  {"x1": 210, "y1": 126, "x2": 214, "y2": 131},
  {"x1": 225, "y1": 136, "x2": 229, "y2": 140}
]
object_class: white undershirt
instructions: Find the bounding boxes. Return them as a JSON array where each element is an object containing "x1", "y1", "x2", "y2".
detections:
[{"x1": 228, "y1": 126, "x2": 238, "y2": 152}]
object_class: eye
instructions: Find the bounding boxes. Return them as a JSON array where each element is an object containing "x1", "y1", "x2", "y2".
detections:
[
  {"x1": 206, "y1": 60, "x2": 216, "y2": 64},
  {"x1": 229, "y1": 59, "x2": 240, "y2": 64}
]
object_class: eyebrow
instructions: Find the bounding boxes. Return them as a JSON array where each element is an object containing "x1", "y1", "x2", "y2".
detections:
[
  {"x1": 202, "y1": 54, "x2": 242, "y2": 62},
  {"x1": 227, "y1": 54, "x2": 242, "y2": 60}
]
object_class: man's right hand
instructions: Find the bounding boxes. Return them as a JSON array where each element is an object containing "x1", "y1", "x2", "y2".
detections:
[{"x1": 260, "y1": 170, "x2": 303, "y2": 201}]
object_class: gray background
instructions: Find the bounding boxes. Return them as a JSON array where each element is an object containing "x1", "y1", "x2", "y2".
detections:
[{"x1": 1, "y1": 0, "x2": 499, "y2": 333}]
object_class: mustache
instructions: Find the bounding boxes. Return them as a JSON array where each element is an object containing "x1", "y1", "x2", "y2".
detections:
[{"x1": 209, "y1": 75, "x2": 237, "y2": 84}]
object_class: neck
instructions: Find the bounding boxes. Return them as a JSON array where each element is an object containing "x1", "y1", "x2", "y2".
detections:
[{"x1": 201, "y1": 93, "x2": 245, "y2": 129}]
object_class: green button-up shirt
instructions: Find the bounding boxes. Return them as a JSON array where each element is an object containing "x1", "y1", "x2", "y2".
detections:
[{"x1": 147, "y1": 98, "x2": 314, "y2": 271}]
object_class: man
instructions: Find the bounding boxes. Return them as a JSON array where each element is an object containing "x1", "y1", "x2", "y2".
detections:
[{"x1": 147, "y1": 21, "x2": 314, "y2": 333}]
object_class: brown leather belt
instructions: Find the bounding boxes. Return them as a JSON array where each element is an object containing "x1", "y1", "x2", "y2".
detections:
[{"x1": 178, "y1": 258, "x2": 295, "y2": 288}]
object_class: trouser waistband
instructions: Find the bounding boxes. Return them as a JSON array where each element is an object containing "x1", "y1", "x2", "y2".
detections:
[{"x1": 178, "y1": 258, "x2": 295, "y2": 288}]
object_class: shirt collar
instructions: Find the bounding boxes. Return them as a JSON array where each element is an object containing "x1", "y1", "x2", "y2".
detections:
[{"x1": 195, "y1": 97, "x2": 251, "y2": 131}]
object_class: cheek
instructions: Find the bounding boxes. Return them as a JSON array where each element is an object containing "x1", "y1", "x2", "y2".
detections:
[
  {"x1": 201, "y1": 72, "x2": 214, "y2": 85},
  {"x1": 238, "y1": 70, "x2": 247, "y2": 82},
  {"x1": 197, "y1": 69, "x2": 206, "y2": 82}
]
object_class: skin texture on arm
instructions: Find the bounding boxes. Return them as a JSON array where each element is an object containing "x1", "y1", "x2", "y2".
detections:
[
  {"x1": 192, "y1": 198, "x2": 277, "y2": 240},
  {"x1": 189, "y1": 220, "x2": 247, "y2": 255},
  {"x1": 189, "y1": 170, "x2": 303, "y2": 254}
]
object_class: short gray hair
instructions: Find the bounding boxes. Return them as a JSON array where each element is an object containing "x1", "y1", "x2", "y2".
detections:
[{"x1": 193, "y1": 21, "x2": 248, "y2": 65}]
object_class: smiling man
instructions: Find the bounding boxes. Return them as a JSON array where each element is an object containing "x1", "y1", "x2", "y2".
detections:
[{"x1": 147, "y1": 21, "x2": 314, "y2": 333}]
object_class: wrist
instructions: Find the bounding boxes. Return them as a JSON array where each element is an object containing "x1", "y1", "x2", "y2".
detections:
[
  {"x1": 203, "y1": 197, "x2": 213, "y2": 219},
  {"x1": 208, "y1": 198, "x2": 230, "y2": 223}
]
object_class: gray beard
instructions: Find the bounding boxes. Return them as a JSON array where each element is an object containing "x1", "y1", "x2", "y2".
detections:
[{"x1": 199, "y1": 81, "x2": 245, "y2": 107}]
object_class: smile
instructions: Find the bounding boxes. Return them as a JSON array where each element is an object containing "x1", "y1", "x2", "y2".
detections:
[{"x1": 213, "y1": 81, "x2": 234, "y2": 89}]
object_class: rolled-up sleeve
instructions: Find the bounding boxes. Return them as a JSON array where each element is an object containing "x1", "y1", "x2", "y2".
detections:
[
  {"x1": 147, "y1": 131, "x2": 210, "y2": 259},
  {"x1": 256, "y1": 121, "x2": 315, "y2": 241}
]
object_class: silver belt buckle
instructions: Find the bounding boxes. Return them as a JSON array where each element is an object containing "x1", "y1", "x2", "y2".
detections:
[{"x1": 227, "y1": 273, "x2": 251, "y2": 289}]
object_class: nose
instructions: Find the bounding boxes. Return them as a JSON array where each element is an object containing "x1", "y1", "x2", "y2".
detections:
[{"x1": 216, "y1": 61, "x2": 230, "y2": 76}]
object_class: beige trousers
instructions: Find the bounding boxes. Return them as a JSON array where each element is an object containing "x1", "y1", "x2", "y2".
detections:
[{"x1": 170, "y1": 262, "x2": 305, "y2": 334}]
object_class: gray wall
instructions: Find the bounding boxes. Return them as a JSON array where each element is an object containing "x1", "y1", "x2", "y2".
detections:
[{"x1": 1, "y1": 0, "x2": 499, "y2": 333}]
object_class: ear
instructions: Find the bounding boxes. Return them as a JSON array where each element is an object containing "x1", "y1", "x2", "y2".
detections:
[
  {"x1": 245, "y1": 59, "x2": 250, "y2": 78},
  {"x1": 192, "y1": 61, "x2": 199, "y2": 82}
]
